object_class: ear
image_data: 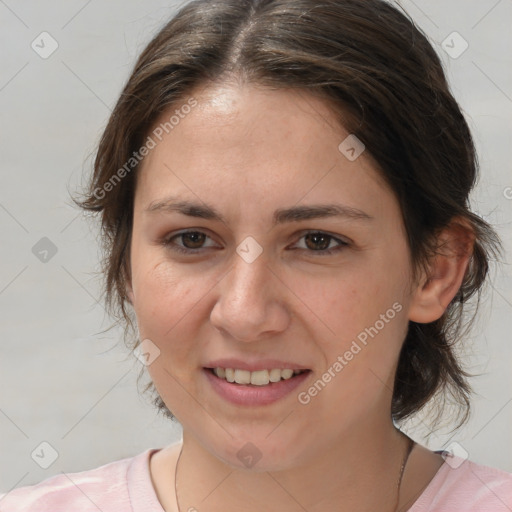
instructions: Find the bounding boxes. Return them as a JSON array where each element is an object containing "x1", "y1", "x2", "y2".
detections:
[{"x1": 409, "y1": 219, "x2": 475, "y2": 323}]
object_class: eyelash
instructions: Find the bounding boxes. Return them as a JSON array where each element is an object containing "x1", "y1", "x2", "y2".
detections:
[{"x1": 161, "y1": 230, "x2": 349, "y2": 256}]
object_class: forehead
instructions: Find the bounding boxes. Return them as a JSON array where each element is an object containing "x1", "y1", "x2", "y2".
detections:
[{"x1": 134, "y1": 83, "x2": 394, "y2": 219}]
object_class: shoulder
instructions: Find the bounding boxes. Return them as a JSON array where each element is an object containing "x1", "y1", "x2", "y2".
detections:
[
  {"x1": 0, "y1": 449, "x2": 155, "y2": 512},
  {"x1": 410, "y1": 454, "x2": 512, "y2": 511}
]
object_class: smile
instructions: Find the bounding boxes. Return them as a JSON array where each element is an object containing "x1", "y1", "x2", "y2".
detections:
[
  {"x1": 209, "y1": 367, "x2": 308, "y2": 386},
  {"x1": 203, "y1": 367, "x2": 312, "y2": 406}
]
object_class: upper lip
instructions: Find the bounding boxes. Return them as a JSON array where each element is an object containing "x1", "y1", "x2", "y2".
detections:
[{"x1": 204, "y1": 358, "x2": 311, "y2": 372}]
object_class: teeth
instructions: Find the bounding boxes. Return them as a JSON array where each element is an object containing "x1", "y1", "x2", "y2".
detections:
[
  {"x1": 234, "y1": 369, "x2": 251, "y2": 385},
  {"x1": 281, "y1": 369, "x2": 294, "y2": 379},
  {"x1": 250, "y1": 370, "x2": 269, "y2": 386},
  {"x1": 212, "y1": 367, "x2": 305, "y2": 385},
  {"x1": 269, "y1": 368, "x2": 282, "y2": 383}
]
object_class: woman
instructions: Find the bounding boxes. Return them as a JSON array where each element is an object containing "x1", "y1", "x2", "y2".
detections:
[{"x1": 2, "y1": 0, "x2": 511, "y2": 510}]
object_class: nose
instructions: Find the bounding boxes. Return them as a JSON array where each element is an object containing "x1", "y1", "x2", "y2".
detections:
[{"x1": 209, "y1": 251, "x2": 290, "y2": 342}]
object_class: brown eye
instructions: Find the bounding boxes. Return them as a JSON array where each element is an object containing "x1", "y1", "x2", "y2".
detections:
[
  {"x1": 293, "y1": 231, "x2": 349, "y2": 255},
  {"x1": 304, "y1": 232, "x2": 332, "y2": 251},
  {"x1": 180, "y1": 232, "x2": 206, "y2": 249},
  {"x1": 162, "y1": 230, "x2": 217, "y2": 254}
]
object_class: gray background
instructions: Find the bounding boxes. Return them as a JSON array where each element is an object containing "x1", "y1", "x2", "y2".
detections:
[{"x1": 1, "y1": 0, "x2": 511, "y2": 493}]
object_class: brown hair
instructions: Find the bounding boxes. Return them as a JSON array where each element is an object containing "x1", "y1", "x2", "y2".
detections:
[{"x1": 74, "y1": 0, "x2": 501, "y2": 427}]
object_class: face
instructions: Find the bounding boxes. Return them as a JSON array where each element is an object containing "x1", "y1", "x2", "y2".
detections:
[{"x1": 127, "y1": 82, "x2": 416, "y2": 470}]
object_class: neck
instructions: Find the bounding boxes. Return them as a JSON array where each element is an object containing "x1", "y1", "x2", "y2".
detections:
[{"x1": 174, "y1": 419, "x2": 409, "y2": 512}]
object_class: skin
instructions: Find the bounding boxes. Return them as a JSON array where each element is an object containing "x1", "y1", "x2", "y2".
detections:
[{"x1": 126, "y1": 81, "x2": 472, "y2": 512}]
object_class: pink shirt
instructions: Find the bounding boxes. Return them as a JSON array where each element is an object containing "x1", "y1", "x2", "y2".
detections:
[{"x1": 1, "y1": 448, "x2": 511, "y2": 511}]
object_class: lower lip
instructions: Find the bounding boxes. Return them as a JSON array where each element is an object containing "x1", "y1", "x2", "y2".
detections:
[{"x1": 203, "y1": 368, "x2": 311, "y2": 406}]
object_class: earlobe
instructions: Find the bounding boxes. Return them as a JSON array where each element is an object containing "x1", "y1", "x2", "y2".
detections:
[{"x1": 409, "y1": 221, "x2": 474, "y2": 324}]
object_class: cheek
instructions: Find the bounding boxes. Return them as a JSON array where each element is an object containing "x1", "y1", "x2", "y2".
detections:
[
  {"x1": 134, "y1": 263, "x2": 211, "y2": 399},
  {"x1": 299, "y1": 268, "x2": 403, "y2": 340},
  {"x1": 132, "y1": 260, "x2": 203, "y2": 343},
  {"x1": 298, "y1": 257, "x2": 410, "y2": 382},
  {"x1": 300, "y1": 276, "x2": 408, "y2": 419}
]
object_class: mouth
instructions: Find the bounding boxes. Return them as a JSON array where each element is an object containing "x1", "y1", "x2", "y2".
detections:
[
  {"x1": 203, "y1": 366, "x2": 313, "y2": 406},
  {"x1": 204, "y1": 367, "x2": 312, "y2": 386}
]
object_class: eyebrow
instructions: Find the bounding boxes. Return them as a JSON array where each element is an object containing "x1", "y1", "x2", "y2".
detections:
[{"x1": 144, "y1": 196, "x2": 373, "y2": 225}]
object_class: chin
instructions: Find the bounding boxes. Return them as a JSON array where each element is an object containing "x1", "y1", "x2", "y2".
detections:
[{"x1": 201, "y1": 430, "x2": 306, "y2": 472}]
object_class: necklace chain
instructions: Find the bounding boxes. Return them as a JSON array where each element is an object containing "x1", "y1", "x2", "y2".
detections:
[{"x1": 174, "y1": 435, "x2": 415, "y2": 512}]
